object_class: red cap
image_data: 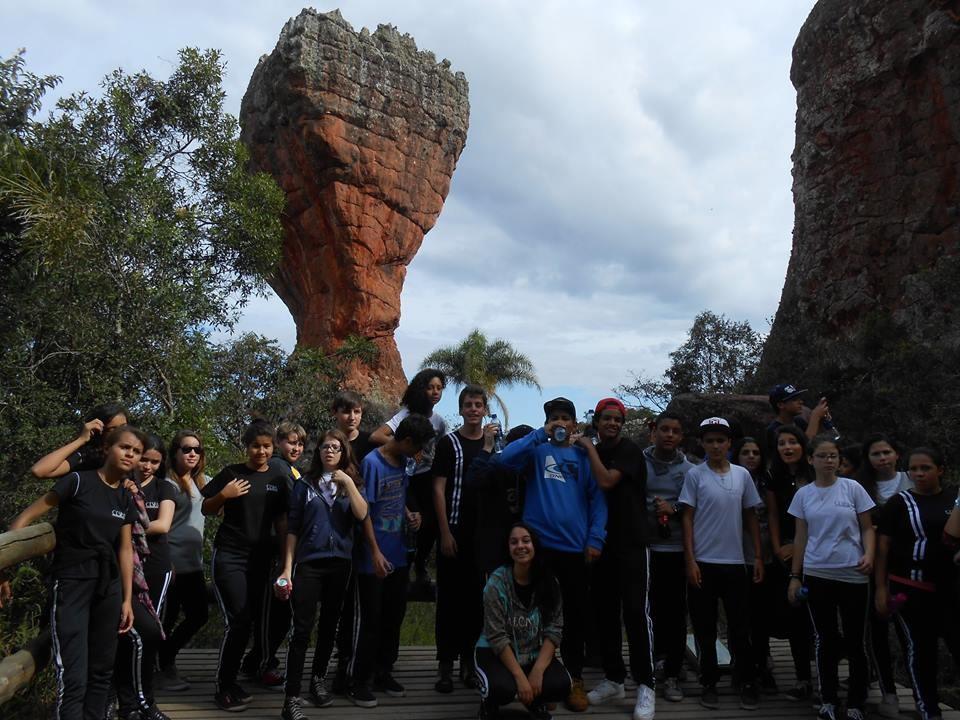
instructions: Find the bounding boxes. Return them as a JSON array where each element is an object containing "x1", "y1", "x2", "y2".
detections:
[{"x1": 594, "y1": 397, "x2": 627, "y2": 418}]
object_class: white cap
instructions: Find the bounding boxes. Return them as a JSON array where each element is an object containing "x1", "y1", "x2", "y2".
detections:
[{"x1": 698, "y1": 417, "x2": 732, "y2": 436}]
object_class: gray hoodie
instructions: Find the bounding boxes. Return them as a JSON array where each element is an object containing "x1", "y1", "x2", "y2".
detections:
[{"x1": 644, "y1": 446, "x2": 694, "y2": 552}]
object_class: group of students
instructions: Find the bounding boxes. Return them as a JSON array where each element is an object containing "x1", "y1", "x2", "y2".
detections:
[{"x1": 2, "y1": 374, "x2": 960, "y2": 720}]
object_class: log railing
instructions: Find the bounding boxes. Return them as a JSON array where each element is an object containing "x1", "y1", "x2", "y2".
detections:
[{"x1": 0, "y1": 523, "x2": 55, "y2": 706}]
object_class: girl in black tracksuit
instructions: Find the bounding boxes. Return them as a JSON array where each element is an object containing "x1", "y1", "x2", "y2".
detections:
[
  {"x1": 201, "y1": 420, "x2": 289, "y2": 712},
  {"x1": 277, "y1": 429, "x2": 368, "y2": 720},
  {"x1": 875, "y1": 447, "x2": 960, "y2": 720},
  {"x1": 115, "y1": 433, "x2": 176, "y2": 720},
  {"x1": 2, "y1": 426, "x2": 142, "y2": 720}
]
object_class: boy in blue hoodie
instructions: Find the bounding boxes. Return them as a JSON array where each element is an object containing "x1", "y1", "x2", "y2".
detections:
[{"x1": 493, "y1": 397, "x2": 606, "y2": 712}]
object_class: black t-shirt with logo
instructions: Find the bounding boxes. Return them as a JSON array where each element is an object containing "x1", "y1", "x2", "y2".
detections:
[
  {"x1": 141, "y1": 477, "x2": 177, "y2": 576},
  {"x1": 51, "y1": 470, "x2": 135, "y2": 580},
  {"x1": 202, "y1": 463, "x2": 290, "y2": 553},
  {"x1": 877, "y1": 487, "x2": 959, "y2": 590},
  {"x1": 597, "y1": 437, "x2": 647, "y2": 550}
]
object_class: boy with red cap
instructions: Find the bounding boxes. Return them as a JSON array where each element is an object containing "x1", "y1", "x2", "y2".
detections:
[{"x1": 576, "y1": 399, "x2": 655, "y2": 720}]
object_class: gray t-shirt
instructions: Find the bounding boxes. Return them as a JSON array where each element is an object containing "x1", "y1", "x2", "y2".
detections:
[
  {"x1": 644, "y1": 446, "x2": 694, "y2": 553},
  {"x1": 166, "y1": 474, "x2": 207, "y2": 573},
  {"x1": 678, "y1": 463, "x2": 762, "y2": 565},
  {"x1": 876, "y1": 471, "x2": 913, "y2": 505}
]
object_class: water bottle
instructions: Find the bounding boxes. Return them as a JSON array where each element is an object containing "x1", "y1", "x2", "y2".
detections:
[
  {"x1": 491, "y1": 413, "x2": 504, "y2": 453},
  {"x1": 405, "y1": 456, "x2": 417, "y2": 478},
  {"x1": 792, "y1": 584, "x2": 809, "y2": 606},
  {"x1": 274, "y1": 577, "x2": 291, "y2": 601},
  {"x1": 552, "y1": 426, "x2": 568, "y2": 444}
]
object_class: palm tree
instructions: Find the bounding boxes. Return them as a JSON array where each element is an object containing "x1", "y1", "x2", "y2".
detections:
[{"x1": 421, "y1": 329, "x2": 540, "y2": 427}]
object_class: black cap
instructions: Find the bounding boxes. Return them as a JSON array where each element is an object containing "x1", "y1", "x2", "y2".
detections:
[
  {"x1": 543, "y1": 397, "x2": 576, "y2": 420},
  {"x1": 505, "y1": 425, "x2": 535, "y2": 445},
  {"x1": 769, "y1": 383, "x2": 807, "y2": 405}
]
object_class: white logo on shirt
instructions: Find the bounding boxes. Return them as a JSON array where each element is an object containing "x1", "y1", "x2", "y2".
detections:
[
  {"x1": 543, "y1": 455, "x2": 565, "y2": 483},
  {"x1": 266, "y1": 484, "x2": 278, "y2": 492},
  {"x1": 145, "y1": 501, "x2": 159, "y2": 510},
  {"x1": 111, "y1": 509, "x2": 126, "y2": 520}
]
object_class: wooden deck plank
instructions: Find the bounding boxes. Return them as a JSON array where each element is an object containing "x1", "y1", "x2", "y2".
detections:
[{"x1": 155, "y1": 641, "x2": 959, "y2": 719}]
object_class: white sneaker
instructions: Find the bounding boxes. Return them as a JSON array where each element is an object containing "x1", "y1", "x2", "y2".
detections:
[
  {"x1": 587, "y1": 678, "x2": 625, "y2": 705},
  {"x1": 633, "y1": 684, "x2": 656, "y2": 720},
  {"x1": 878, "y1": 693, "x2": 900, "y2": 718}
]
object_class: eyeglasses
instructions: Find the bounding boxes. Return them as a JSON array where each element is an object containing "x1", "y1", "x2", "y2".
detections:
[
  {"x1": 740, "y1": 450, "x2": 762, "y2": 456},
  {"x1": 813, "y1": 453, "x2": 839, "y2": 461},
  {"x1": 180, "y1": 446, "x2": 203, "y2": 455},
  {"x1": 320, "y1": 443, "x2": 342, "y2": 452}
]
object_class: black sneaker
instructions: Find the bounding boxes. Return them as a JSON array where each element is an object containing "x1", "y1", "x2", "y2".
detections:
[
  {"x1": 740, "y1": 682, "x2": 760, "y2": 711},
  {"x1": 374, "y1": 672, "x2": 406, "y2": 698},
  {"x1": 121, "y1": 709, "x2": 170, "y2": 720},
  {"x1": 229, "y1": 683, "x2": 253, "y2": 704},
  {"x1": 786, "y1": 681, "x2": 812, "y2": 702},
  {"x1": 214, "y1": 688, "x2": 250, "y2": 713},
  {"x1": 281, "y1": 696, "x2": 307, "y2": 720},
  {"x1": 435, "y1": 664, "x2": 454, "y2": 694},
  {"x1": 528, "y1": 702, "x2": 552, "y2": 720},
  {"x1": 309, "y1": 676, "x2": 334, "y2": 708},
  {"x1": 347, "y1": 684, "x2": 378, "y2": 708},
  {"x1": 700, "y1": 685, "x2": 720, "y2": 709}
]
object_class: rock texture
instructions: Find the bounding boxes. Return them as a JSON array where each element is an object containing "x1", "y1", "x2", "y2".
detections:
[
  {"x1": 240, "y1": 9, "x2": 469, "y2": 398},
  {"x1": 758, "y1": 0, "x2": 960, "y2": 449},
  {"x1": 665, "y1": 394, "x2": 774, "y2": 445}
]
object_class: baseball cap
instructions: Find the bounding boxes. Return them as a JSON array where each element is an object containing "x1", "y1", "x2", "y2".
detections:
[
  {"x1": 698, "y1": 416, "x2": 732, "y2": 437},
  {"x1": 505, "y1": 424, "x2": 534, "y2": 445},
  {"x1": 593, "y1": 397, "x2": 627, "y2": 418},
  {"x1": 769, "y1": 383, "x2": 807, "y2": 405},
  {"x1": 543, "y1": 397, "x2": 576, "y2": 420}
]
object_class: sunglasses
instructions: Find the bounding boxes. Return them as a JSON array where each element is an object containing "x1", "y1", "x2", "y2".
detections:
[{"x1": 180, "y1": 446, "x2": 203, "y2": 455}]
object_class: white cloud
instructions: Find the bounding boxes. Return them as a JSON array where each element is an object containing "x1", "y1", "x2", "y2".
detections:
[{"x1": 2, "y1": 0, "x2": 817, "y2": 401}]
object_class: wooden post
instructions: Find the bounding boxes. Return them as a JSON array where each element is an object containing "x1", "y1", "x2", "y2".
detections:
[
  {"x1": 0, "y1": 631, "x2": 50, "y2": 706},
  {"x1": 0, "y1": 524, "x2": 55, "y2": 572}
]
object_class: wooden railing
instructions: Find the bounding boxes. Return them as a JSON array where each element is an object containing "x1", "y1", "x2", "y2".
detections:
[{"x1": 0, "y1": 523, "x2": 55, "y2": 706}]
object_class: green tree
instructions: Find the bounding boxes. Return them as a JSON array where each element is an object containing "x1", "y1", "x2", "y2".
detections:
[
  {"x1": 617, "y1": 310, "x2": 765, "y2": 412},
  {"x1": 421, "y1": 329, "x2": 540, "y2": 427}
]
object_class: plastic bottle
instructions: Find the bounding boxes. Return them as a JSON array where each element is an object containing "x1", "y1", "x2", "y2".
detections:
[
  {"x1": 491, "y1": 413, "x2": 504, "y2": 453},
  {"x1": 791, "y1": 584, "x2": 809, "y2": 607}
]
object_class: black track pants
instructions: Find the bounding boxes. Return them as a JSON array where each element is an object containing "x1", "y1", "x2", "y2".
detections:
[
  {"x1": 159, "y1": 570, "x2": 209, "y2": 669},
  {"x1": 650, "y1": 550, "x2": 687, "y2": 678},
  {"x1": 688, "y1": 562, "x2": 754, "y2": 687},
  {"x1": 284, "y1": 559, "x2": 350, "y2": 697},
  {"x1": 50, "y1": 576, "x2": 122, "y2": 720},
  {"x1": 805, "y1": 575, "x2": 869, "y2": 709},
  {"x1": 211, "y1": 547, "x2": 270, "y2": 692},
  {"x1": 350, "y1": 567, "x2": 409, "y2": 685},
  {"x1": 540, "y1": 548, "x2": 588, "y2": 679},
  {"x1": 592, "y1": 545, "x2": 655, "y2": 687},
  {"x1": 116, "y1": 569, "x2": 171, "y2": 714},
  {"x1": 435, "y1": 525, "x2": 484, "y2": 667},
  {"x1": 474, "y1": 647, "x2": 570, "y2": 708}
]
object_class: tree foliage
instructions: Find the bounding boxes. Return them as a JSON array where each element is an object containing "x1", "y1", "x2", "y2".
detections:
[
  {"x1": 617, "y1": 310, "x2": 765, "y2": 411},
  {"x1": 421, "y1": 329, "x2": 540, "y2": 426},
  {"x1": 0, "y1": 50, "x2": 376, "y2": 715}
]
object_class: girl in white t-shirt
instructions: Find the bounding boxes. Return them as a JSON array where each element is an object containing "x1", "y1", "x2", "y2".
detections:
[
  {"x1": 787, "y1": 436, "x2": 876, "y2": 720},
  {"x1": 858, "y1": 434, "x2": 912, "y2": 717}
]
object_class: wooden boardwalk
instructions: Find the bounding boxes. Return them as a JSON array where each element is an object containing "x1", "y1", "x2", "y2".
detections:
[{"x1": 156, "y1": 640, "x2": 958, "y2": 719}]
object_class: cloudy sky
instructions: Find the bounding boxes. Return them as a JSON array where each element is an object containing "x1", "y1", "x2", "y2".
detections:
[{"x1": 4, "y1": 0, "x2": 817, "y2": 426}]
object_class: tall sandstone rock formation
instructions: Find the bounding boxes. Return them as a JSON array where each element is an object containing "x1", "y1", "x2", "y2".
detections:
[
  {"x1": 240, "y1": 9, "x2": 469, "y2": 399},
  {"x1": 758, "y1": 0, "x2": 960, "y2": 449}
]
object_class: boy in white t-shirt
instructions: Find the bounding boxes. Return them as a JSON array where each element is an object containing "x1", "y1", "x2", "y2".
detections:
[{"x1": 679, "y1": 417, "x2": 763, "y2": 712}]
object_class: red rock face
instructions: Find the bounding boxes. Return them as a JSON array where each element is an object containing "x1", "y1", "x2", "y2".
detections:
[
  {"x1": 240, "y1": 9, "x2": 469, "y2": 399},
  {"x1": 757, "y1": 1, "x2": 960, "y2": 448}
]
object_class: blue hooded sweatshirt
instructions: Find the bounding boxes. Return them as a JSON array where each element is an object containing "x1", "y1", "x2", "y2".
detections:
[{"x1": 493, "y1": 427, "x2": 606, "y2": 553}]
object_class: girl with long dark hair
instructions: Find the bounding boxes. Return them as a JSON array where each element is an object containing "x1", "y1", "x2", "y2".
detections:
[
  {"x1": 474, "y1": 523, "x2": 570, "y2": 720},
  {"x1": 31, "y1": 402, "x2": 129, "y2": 478},
  {"x1": 764, "y1": 424, "x2": 815, "y2": 700},
  {"x1": 2, "y1": 426, "x2": 141, "y2": 719},
  {"x1": 278, "y1": 429, "x2": 368, "y2": 720},
  {"x1": 875, "y1": 447, "x2": 960, "y2": 720},
  {"x1": 858, "y1": 434, "x2": 912, "y2": 718},
  {"x1": 157, "y1": 430, "x2": 209, "y2": 691},
  {"x1": 114, "y1": 433, "x2": 175, "y2": 720}
]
